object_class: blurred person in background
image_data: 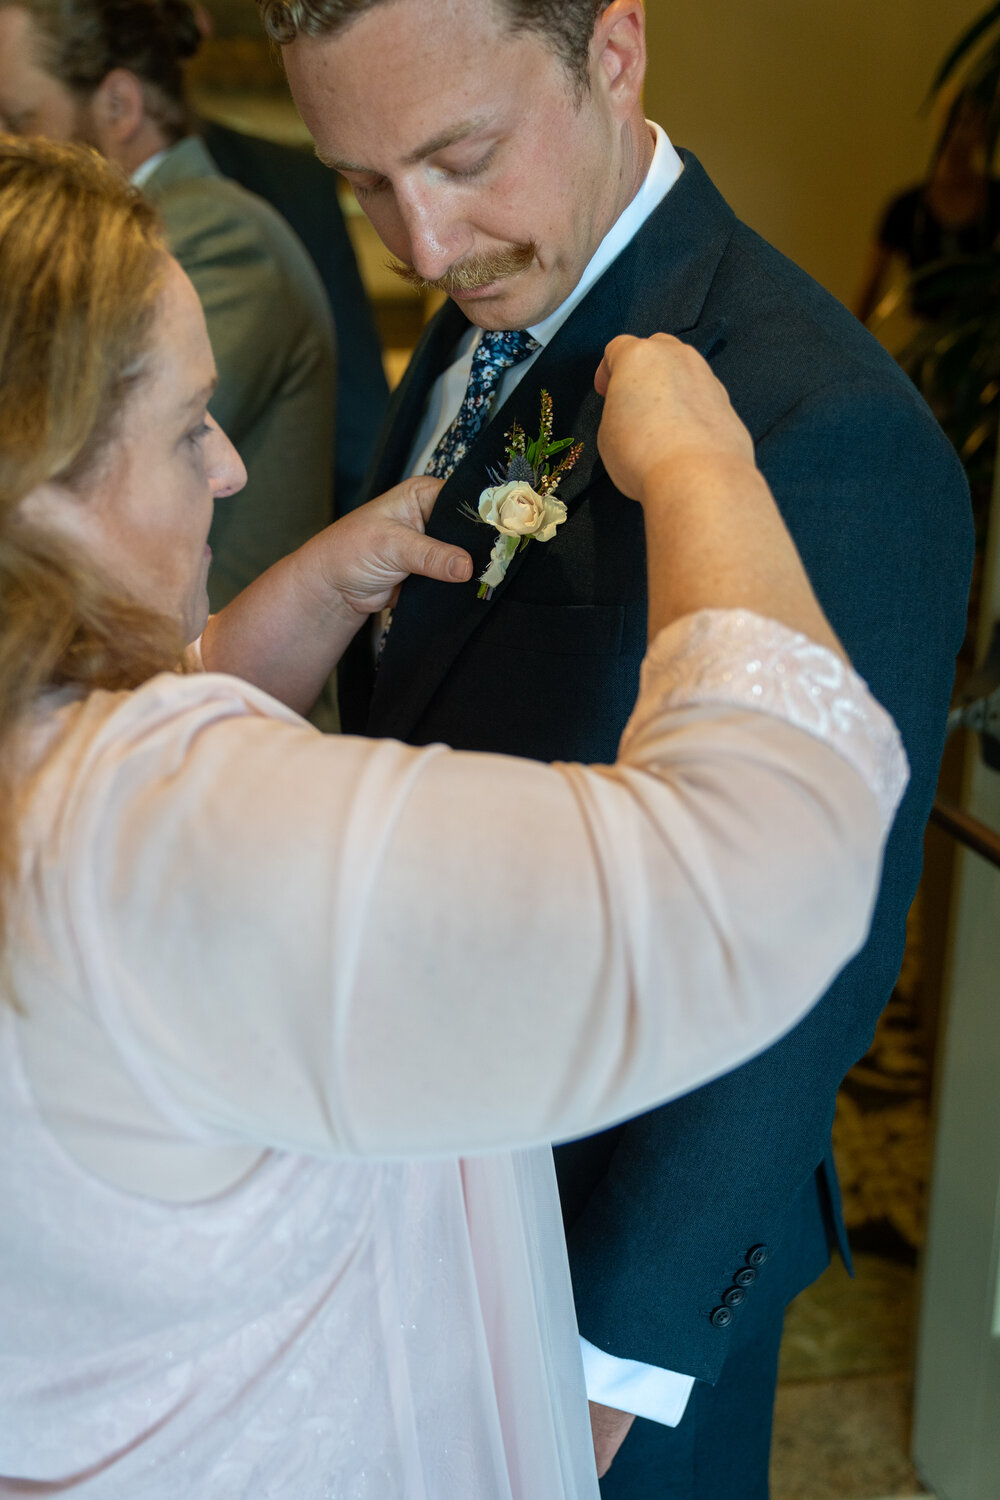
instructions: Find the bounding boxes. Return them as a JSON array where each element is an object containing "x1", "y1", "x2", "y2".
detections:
[
  {"x1": 854, "y1": 92, "x2": 1000, "y2": 325},
  {"x1": 0, "y1": 0, "x2": 336, "y2": 613},
  {"x1": 190, "y1": 0, "x2": 389, "y2": 512}
]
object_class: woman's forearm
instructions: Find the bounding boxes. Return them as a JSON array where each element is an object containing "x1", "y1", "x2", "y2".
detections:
[
  {"x1": 594, "y1": 336, "x2": 843, "y2": 657},
  {"x1": 640, "y1": 451, "x2": 843, "y2": 655},
  {"x1": 200, "y1": 479, "x2": 471, "y2": 712},
  {"x1": 79, "y1": 612, "x2": 904, "y2": 1169},
  {"x1": 201, "y1": 532, "x2": 364, "y2": 713}
]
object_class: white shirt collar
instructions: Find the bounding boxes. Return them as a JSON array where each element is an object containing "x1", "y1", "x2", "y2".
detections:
[
  {"x1": 526, "y1": 122, "x2": 683, "y2": 348},
  {"x1": 130, "y1": 147, "x2": 172, "y2": 189}
]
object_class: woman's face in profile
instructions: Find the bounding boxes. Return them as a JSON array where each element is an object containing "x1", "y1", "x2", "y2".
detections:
[{"x1": 25, "y1": 256, "x2": 246, "y2": 641}]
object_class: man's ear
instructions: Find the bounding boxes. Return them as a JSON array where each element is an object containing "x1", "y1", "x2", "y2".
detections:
[
  {"x1": 591, "y1": 0, "x2": 646, "y2": 121},
  {"x1": 88, "y1": 68, "x2": 147, "y2": 153}
]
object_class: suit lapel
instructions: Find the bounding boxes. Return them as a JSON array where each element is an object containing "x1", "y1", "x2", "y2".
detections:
[
  {"x1": 368, "y1": 152, "x2": 736, "y2": 742},
  {"x1": 367, "y1": 313, "x2": 610, "y2": 741}
]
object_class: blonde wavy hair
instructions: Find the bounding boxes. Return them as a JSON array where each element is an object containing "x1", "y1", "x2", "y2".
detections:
[{"x1": 0, "y1": 135, "x2": 185, "y2": 947}]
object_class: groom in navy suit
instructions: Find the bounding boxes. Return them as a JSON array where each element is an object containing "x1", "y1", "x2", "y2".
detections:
[{"x1": 272, "y1": 0, "x2": 972, "y2": 1492}]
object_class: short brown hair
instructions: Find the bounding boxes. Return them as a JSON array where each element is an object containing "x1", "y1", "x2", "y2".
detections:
[
  {"x1": 0, "y1": 135, "x2": 183, "y2": 950},
  {"x1": 258, "y1": 0, "x2": 612, "y2": 90},
  {"x1": 3, "y1": 0, "x2": 202, "y2": 143}
]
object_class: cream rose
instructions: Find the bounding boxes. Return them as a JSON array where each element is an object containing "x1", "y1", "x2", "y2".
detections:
[{"x1": 477, "y1": 481, "x2": 567, "y2": 542}]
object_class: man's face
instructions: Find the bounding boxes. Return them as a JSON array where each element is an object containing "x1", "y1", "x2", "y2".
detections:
[
  {"x1": 0, "y1": 7, "x2": 85, "y2": 138},
  {"x1": 285, "y1": 0, "x2": 635, "y2": 330}
]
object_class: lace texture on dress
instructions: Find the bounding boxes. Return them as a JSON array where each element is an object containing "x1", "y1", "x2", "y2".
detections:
[{"x1": 622, "y1": 610, "x2": 909, "y2": 833}]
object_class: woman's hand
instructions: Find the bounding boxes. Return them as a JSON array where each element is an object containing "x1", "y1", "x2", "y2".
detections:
[
  {"x1": 594, "y1": 333, "x2": 843, "y2": 655},
  {"x1": 594, "y1": 333, "x2": 754, "y2": 504},
  {"x1": 312, "y1": 476, "x2": 473, "y2": 619},
  {"x1": 202, "y1": 477, "x2": 473, "y2": 714}
]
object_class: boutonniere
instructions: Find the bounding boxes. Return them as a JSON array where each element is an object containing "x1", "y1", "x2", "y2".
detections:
[{"x1": 461, "y1": 390, "x2": 582, "y2": 600}]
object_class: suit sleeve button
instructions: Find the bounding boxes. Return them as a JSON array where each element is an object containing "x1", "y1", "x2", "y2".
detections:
[
  {"x1": 722, "y1": 1286, "x2": 746, "y2": 1308},
  {"x1": 747, "y1": 1244, "x2": 769, "y2": 1267},
  {"x1": 710, "y1": 1306, "x2": 734, "y2": 1329},
  {"x1": 734, "y1": 1267, "x2": 757, "y2": 1287}
]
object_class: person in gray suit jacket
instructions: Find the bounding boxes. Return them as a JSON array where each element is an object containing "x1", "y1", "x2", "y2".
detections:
[
  {"x1": 200, "y1": 117, "x2": 389, "y2": 514},
  {"x1": 0, "y1": 0, "x2": 336, "y2": 612}
]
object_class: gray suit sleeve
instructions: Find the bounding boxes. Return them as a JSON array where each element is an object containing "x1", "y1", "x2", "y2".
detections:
[{"x1": 158, "y1": 179, "x2": 337, "y2": 606}]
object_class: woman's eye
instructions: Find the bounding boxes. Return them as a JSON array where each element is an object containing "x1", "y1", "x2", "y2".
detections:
[{"x1": 187, "y1": 421, "x2": 210, "y2": 445}]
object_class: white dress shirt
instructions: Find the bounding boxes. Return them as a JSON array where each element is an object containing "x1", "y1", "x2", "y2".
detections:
[{"x1": 407, "y1": 123, "x2": 699, "y2": 1427}]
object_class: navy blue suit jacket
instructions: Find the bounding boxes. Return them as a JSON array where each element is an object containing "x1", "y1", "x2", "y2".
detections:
[{"x1": 339, "y1": 154, "x2": 972, "y2": 1384}]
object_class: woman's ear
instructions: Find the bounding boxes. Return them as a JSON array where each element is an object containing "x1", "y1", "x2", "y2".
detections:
[{"x1": 16, "y1": 480, "x2": 93, "y2": 548}]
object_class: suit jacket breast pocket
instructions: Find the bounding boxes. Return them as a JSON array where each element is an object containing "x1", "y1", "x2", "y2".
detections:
[
  {"x1": 415, "y1": 600, "x2": 642, "y2": 762},
  {"x1": 477, "y1": 599, "x2": 626, "y2": 657}
]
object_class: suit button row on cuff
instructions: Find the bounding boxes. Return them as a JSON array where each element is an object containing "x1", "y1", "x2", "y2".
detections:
[{"x1": 710, "y1": 1245, "x2": 769, "y2": 1327}]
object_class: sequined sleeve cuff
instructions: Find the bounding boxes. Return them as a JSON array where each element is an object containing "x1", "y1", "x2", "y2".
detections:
[{"x1": 621, "y1": 610, "x2": 909, "y2": 833}]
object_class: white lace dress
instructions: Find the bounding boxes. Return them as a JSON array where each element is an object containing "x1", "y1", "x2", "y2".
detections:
[{"x1": 0, "y1": 611, "x2": 906, "y2": 1498}]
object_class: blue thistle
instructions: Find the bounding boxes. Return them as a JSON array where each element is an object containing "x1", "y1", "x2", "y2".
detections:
[{"x1": 506, "y1": 453, "x2": 535, "y2": 483}]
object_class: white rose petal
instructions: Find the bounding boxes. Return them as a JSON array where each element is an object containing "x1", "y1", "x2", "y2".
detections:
[
  {"x1": 478, "y1": 480, "x2": 568, "y2": 542},
  {"x1": 534, "y1": 497, "x2": 567, "y2": 542}
]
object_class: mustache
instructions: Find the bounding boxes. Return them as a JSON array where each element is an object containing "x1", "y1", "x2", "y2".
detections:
[{"x1": 387, "y1": 241, "x2": 537, "y2": 295}]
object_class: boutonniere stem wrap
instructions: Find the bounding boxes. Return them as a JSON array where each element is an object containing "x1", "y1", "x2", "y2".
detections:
[{"x1": 462, "y1": 390, "x2": 582, "y2": 599}]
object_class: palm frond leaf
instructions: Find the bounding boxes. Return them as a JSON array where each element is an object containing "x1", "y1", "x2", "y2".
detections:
[{"x1": 928, "y1": 0, "x2": 1000, "y2": 98}]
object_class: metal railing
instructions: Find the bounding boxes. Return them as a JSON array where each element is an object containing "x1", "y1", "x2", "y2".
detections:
[{"x1": 930, "y1": 799, "x2": 1000, "y2": 869}]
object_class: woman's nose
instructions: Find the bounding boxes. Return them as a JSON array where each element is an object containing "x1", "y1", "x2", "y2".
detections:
[{"x1": 206, "y1": 416, "x2": 247, "y2": 499}]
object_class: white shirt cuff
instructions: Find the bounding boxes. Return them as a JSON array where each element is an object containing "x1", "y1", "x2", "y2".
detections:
[{"x1": 580, "y1": 1337, "x2": 696, "y2": 1427}]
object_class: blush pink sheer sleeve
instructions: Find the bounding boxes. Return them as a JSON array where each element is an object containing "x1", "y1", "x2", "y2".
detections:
[{"x1": 16, "y1": 608, "x2": 905, "y2": 1174}]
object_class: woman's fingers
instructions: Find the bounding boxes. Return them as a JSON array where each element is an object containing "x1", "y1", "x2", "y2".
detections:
[
  {"x1": 328, "y1": 479, "x2": 472, "y2": 613},
  {"x1": 595, "y1": 333, "x2": 754, "y2": 501},
  {"x1": 398, "y1": 473, "x2": 446, "y2": 526},
  {"x1": 370, "y1": 476, "x2": 472, "y2": 584},
  {"x1": 386, "y1": 526, "x2": 473, "y2": 585}
]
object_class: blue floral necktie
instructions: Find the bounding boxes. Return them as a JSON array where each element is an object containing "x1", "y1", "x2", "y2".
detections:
[
  {"x1": 425, "y1": 328, "x2": 540, "y2": 482},
  {"x1": 376, "y1": 329, "x2": 539, "y2": 666}
]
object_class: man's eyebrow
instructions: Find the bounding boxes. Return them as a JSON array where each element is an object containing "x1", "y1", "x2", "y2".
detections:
[
  {"x1": 402, "y1": 117, "x2": 493, "y2": 164},
  {"x1": 316, "y1": 117, "x2": 493, "y2": 175}
]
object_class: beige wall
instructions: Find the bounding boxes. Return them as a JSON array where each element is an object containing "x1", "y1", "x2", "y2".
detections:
[{"x1": 643, "y1": 0, "x2": 984, "y2": 306}]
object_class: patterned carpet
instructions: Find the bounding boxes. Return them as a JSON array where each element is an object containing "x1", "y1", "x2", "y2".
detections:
[{"x1": 833, "y1": 895, "x2": 932, "y2": 1268}]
